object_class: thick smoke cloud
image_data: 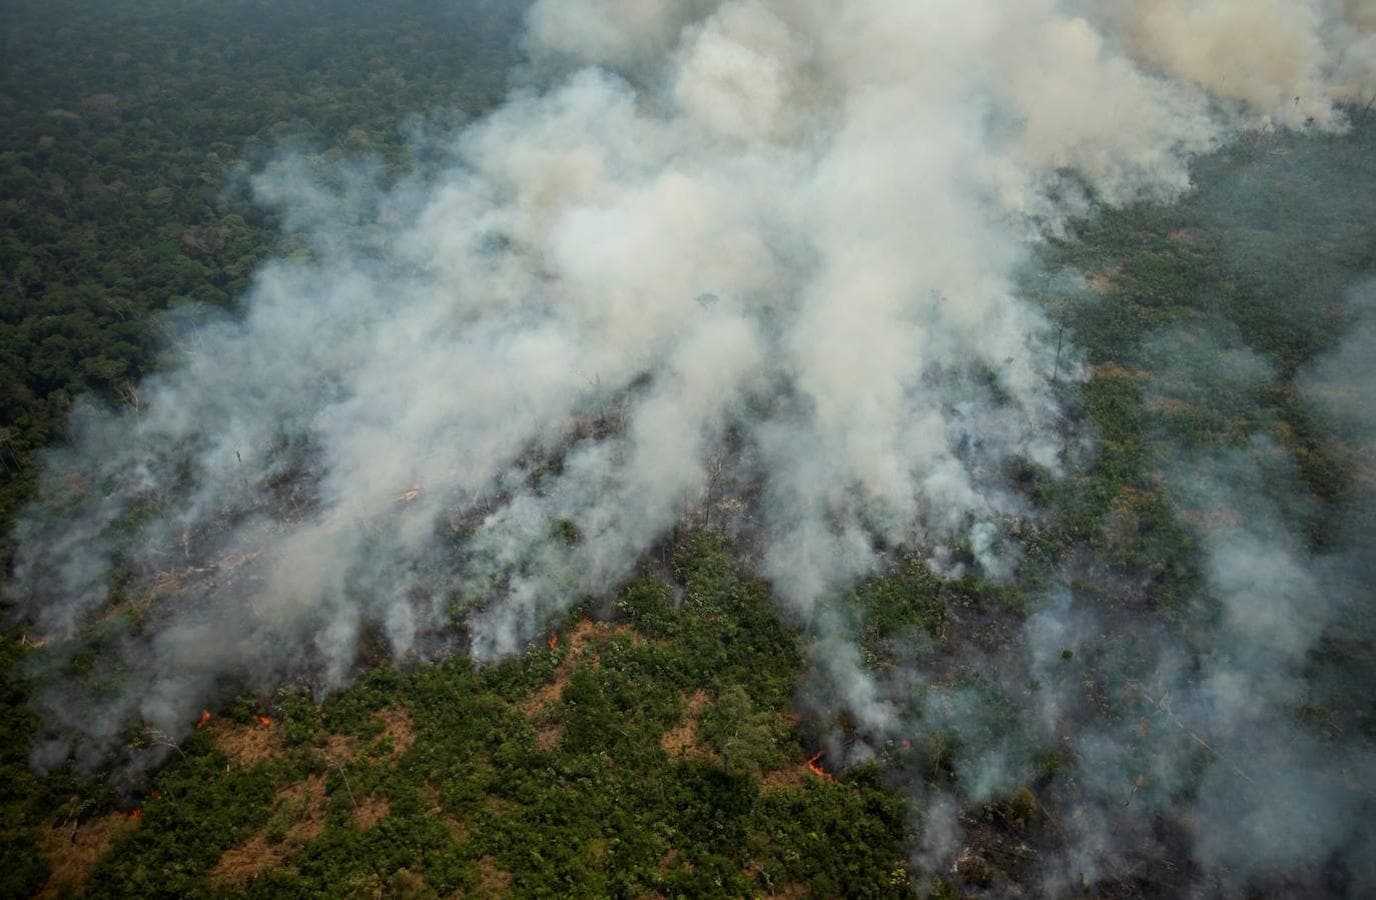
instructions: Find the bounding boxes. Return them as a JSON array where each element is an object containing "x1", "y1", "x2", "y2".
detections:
[{"x1": 8, "y1": 0, "x2": 1375, "y2": 891}]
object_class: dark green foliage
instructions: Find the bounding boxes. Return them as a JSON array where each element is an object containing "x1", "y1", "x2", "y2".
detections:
[
  {"x1": 0, "y1": 638, "x2": 48, "y2": 895},
  {"x1": 751, "y1": 778, "x2": 908, "y2": 897},
  {"x1": 4, "y1": 537, "x2": 875, "y2": 896},
  {"x1": 274, "y1": 690, "x2": 323, "y2": 747},
  {"x1": 0, "y1": 0, "x2": 526, "y2": 565},
  {"x1": 666, "y1": 534, "x2": 802, "y2": 708},
  {"x1": 700, "y1": 686, "x2": 789, "y2": 776},
  {"x1": 0, "y1": 833, "x2": 47, "y2": 899},
  {"x1": 613, "y1": 574, "x2": 675, "y2": 639},
  {"x1": 851, "y1": 557, "x2": 949, "y2": 647},
  {"x1": 322, "y1": 666, "x2": 402, "y2": 736},
  {"x1": 0, "y1": 637, "x2": 38, "y2": 811},
  {"x1": 86, "y1": 754, "x2": 276, "y2": 897}
]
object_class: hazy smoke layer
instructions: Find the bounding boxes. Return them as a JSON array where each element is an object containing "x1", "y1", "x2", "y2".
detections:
[
  {"x1": 896, "y1": 305, "x2": 1376, "y2": 895},
  {"x1": 8, "y1": 0, "x2": 1375, "y2": 889}
]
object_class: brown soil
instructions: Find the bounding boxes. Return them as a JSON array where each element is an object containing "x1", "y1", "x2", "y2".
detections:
[
  {"x1": 658, "y1": 849, "x2": 692, "y2": 875},
  {"x1": 759, "y1": 760, "x2": 811, "y2": 789},
  {"x1": 213, "y1": 717, "x2": 283, "y2": 766},
  {"x1": 521, "y1": 673, "x2": 569, "y2": 720},
  {"x1": 483, "y1": 794, "x2": 517, "y2": 814},
  {"x1": 1143, "y1": 393, "x2": 1197, "y2": 415},
  {"x1": 1090, "y1": 362, "x2": 1149, "y2": 381},
  {"x1": 212, "y1": 833, "x2": 290, "y2": 882},
  {"x1": 475, "y1": 856, "x2": 513, "y2": 897},
  {"x1": 1175, "y1": 505, "x2": 1244, "y2": 531},
  {"x1": 210, "y1": 773, "x2": 327, "y2": 882},
  {"x1": 35, "y1": 811, "x2": 139, "y2": 898},
  {"x1": 535, "y1": 721, "x2": 563, "y2": 751},
  {"x1": 352, "y1": 794, "x2": 391, "y2": 830},
  {"x1": 1086, "y1": 267, "x2": 1118, "y2": 294},
  {"x1": 387, "y1": 868, "x2": 431, "y2": 898},
  {"x1": 660, "y1": 690, "x2": 711, "y2": 757}
]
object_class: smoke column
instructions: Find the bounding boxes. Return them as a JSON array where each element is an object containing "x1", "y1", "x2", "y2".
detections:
[{"x1": 8, "y1": 0, "x2": 1375, "y2": 892}]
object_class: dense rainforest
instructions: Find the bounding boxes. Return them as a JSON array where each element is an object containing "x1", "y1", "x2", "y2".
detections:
[
  {"x1": 0, "y1": 0, "x2": 521, "y2": 563},
  {"x1": 2, "y1": 1, "x2": 1375, "y2": 898}
]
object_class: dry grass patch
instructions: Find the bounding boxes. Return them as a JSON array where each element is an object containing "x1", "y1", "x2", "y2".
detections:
[
  {"x1": 475, "y1": 856, "x2": 513, "y2": 897},
  {"x1": 35, "y1": 811, "x2": 139, "y2": 898},
  {"x1": 659, "y1": 849, "x2": 692, "y2": 874},
  {"x1": 212, "y1": 833, "x2": 291, "y2": 883},
  {"x1": 483, "y1": 793, "x2": 517, "y2": 814},
  {"x1": 521, "y1": 671, "x2": 571, "y2": 720},
  {"x1": 535, "y1": 721, "x2": 563, "y2": 751},
  {"x1": 1176, "y1": 505, "x2": 1244, "y2": 531},
  {"x1": 1090, "y1": 362, "x2": 1149, "y2": 381},
  {"x1": 1086, "y1": 267, "x2": 1119, "y2": 294},
  {"x1": 760, "y1": 758, "x2": 814, "y2": 789},
  {"x1": 212, "y1": 717, "x2": 282, "y2": 766}
]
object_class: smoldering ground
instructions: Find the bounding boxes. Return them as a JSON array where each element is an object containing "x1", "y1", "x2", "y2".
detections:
[{"x1": 7, "y1": 0, "x2": 1376, "y2": 894}]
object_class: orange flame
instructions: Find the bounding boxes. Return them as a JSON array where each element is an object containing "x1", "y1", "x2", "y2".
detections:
[
  {"x1": 128, "y1": 807, "x2": 143, "y2": 820},
  {"x1": 806, "y1": 751, "x2": 837, "y2": 784},
  {"x1": 149, "y1": 789, "x2": 161, "y2": 799},
  {"x1": 256, "y1": 715, "x2": 273, "y2": 727},
  {"x1": 547, "y1": 633, "x2": 558, "y2": 651},
  {"x1": 195, "y1": 710, "x2": 212, "y2": 729}
]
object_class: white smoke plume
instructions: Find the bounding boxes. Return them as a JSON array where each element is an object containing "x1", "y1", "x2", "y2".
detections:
[{"x1": 7, "y1": 0, "x2": 1375, "y2": 889}]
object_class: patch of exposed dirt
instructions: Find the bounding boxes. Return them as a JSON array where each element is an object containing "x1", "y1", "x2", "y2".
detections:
[
  {"x1": 1086, "y1": 267, "x2": 1119, "y2": 294},
  {"x1": 759, "y1": 760, "x2": 811, "y2": 789},
  {"x1": 213, "y1": 717, "x2": 282, "y2": 766},
  {"x1": 535, "y1": 721, "x2": 563, "y2": 751},
  {"x1": 352, "y1": 794, "x2": 391, "y2": 830},
  {"x1": 212, "y1": 834, "x2": 289, "y2": 882},
  {"x1": 476, "y1": 856, "x2": 513, "y2": 897},
  {"x1": 521, "y1": 671, "x2": 571, "y2": 720},
  {"x1": 211, "y1": 774, "x2": 327, "y2": 882},
  {"x1": 658, "y1": 848, "x2": 694, "y2": 879},
  {"x1": 1143, "y1": 393, "x2": 1198, "y2": 415},
  {"x1": 1090, "y1": 362, "x2": 1149, "y2": 381},
  {"x1": 483, "y1": 794, "x2": 517, "y2": 814},
  {"x1": 373, "y1": 707, "x2": 415, "y2": 761},
  {"x1": 423, "y1": 780, "x2": 443, "y2": 811},
  {"x1": 1175, "y1": 505, "x2": 1244, "y2": 531},
  {"x1": 36, "y1": 810, "x2": 139, "y2": 898},
  {"x1": 660, "y1": 690, "x2": 711, "y2": 758}
]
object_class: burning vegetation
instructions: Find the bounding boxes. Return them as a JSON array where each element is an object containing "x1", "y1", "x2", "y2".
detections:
[
  {"x1": 1, "y1": 1, "x2": 1374, "y2": 898},
  {"x1": 805, "y1": 752, "x2": 838, "y2": 785}
]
